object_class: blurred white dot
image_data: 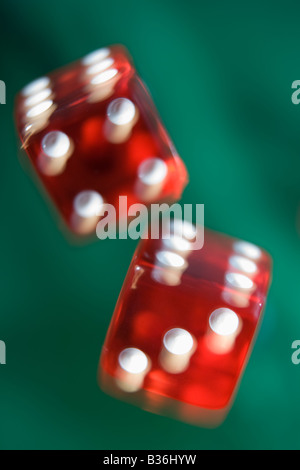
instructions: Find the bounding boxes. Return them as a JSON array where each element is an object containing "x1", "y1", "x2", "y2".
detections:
[
  {"x1": 155, "y1": 250, "x2": 186, "y2": 268},
  {"x1": 225, "y1": 272, "x2": 254, "y2": 290},
  {"x1": 86, "y1": 57, "x2": 114, "y2": 76},
  {"x1": 209, "y1": 308, "x2": 239, "y2": 336},
  {"x1": 82, "y1": 47, "x2": 110, "y2": 66},
  {"x1": 24, "y1": 88, "x2": 52, "y2": 108},
  {"x1": 229, "y1": 255, "x2": 257, "y2": 274},
  {"x1": 41, "y1": 131, "x2": 71, "y2": 158},
  {"x1": 118, "y1": 348, "x2": 148, "y2": 374},
  {"x1": 163, "y1": 235, "x2": 192, "y2": 253},
  {"x1": 138, "y1": 157, "x2": 168, "y2": 185},
  {"x1": 91, "y1": 68, "x2": 118, "y2": 85},
  {"x1": 22, "y1": 77, "x2": 50, "y2": 96},
  {"x1": 26, "y1": 99, "x2": 54, "y2": 118},
  {"x1": 163, "y1": 328, "x2": 194, "y2": 355},
  {"x1": 171, "y1": 219, "x2": 197, "y2": 240},
  {"x1": 73, "y1": 190, "x2": 103, "y2": 218},
  {"x1": 107, "y1": 98, "x2": 136, "y2": 125},
  {"x1": 233, "y1": 241, "x2": 262, "y2": 260}
]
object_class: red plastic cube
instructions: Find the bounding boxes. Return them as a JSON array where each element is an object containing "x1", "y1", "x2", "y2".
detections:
[
  {"x1": 14, "y1": 45, "x2": 187, "y2": 239},
  {"x1": 99, "y1": 223, "x2": 272, "y2": 426}
]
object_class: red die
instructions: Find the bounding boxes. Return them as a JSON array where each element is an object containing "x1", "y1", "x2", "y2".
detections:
[
  {"x1": 14, "y1": 45, "x2": 187, "y2": 238},
  {"x1": 99, "y1": 223, "x2": 272, "y2": 427}
]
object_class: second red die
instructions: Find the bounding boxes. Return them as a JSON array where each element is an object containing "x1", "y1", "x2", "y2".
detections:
[
  {"x1": 14, "y1": 45, "x2": 188, "y2": 238},
  {"x1": 99, "y1": 222, "x2": 272, "y2": 427}
]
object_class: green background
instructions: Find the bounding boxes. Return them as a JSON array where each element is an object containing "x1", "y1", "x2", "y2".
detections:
[{"x1": 0, "y1": 0, "x2": 300, "y2": 450}]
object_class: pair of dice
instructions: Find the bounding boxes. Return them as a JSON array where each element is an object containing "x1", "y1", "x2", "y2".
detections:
[{"x1": 14, "y1": 45, "x2": 272, "y2": 427}]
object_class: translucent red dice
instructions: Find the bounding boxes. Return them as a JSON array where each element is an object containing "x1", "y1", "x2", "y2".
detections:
[
  {"x1": 99, "y1": 223, "x2": 272, "y2": 427},
  {"x1": 14, "y1": 45, "x2": 188, "y2": 238}
]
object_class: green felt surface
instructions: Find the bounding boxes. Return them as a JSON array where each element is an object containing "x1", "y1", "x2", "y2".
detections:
[{"x1": 0, "y1": 0, "x2": 300, "y2": 450}]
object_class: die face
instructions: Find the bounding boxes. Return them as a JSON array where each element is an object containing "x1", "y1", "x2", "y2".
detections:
[
  {"x1": 99, "y1": 227, "x2": 272, "y2": 426},
  {"x1": 15, "y1": 45, "x2": 188, "y2": 238}
]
